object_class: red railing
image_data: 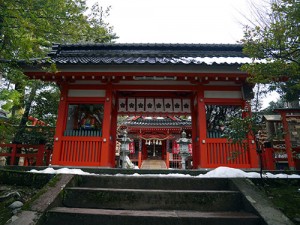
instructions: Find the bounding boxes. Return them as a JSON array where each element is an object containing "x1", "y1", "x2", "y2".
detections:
[
  {"x1": 0, "y1": 144, "x2": 51, "y2": 166},
  {"x1": 58, "y1": 137, "x2": 102, "y2": 166},
  {"x1": 206, "y1": 138, "x2": 251, "y2": 168}
]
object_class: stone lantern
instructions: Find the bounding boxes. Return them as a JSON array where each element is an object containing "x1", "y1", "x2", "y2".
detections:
[
  {"x1": 176, "y1": 130, "x2": 192, "y2": 169},
  {"x1": 120, "y1": 130, "x2": 131, "y2": 169}
]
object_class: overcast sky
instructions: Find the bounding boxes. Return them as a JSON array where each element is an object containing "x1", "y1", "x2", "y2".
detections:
[
  {"x1": 87, "y1": 0, "x2": 261, "y2": 44},
  {"x1": 86, "y1": 0, "x2": 279, "y2": 107}
]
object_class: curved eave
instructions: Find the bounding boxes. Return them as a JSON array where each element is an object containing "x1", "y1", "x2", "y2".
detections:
[{"x1": 123, "y1": 125, "x2": 192, "y2": 131}]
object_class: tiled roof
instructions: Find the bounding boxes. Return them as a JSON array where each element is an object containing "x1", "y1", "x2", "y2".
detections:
[
  {"x1": 124, "y1": 117, "x2": 191, "y2": 127},
  {"x1": 45, "y1": 43, "x2": 249, "y2": 66}
]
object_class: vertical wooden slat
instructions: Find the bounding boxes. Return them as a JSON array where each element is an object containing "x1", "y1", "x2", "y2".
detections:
[
  {"x1": 64, "y1": 141, "x2": 68, "y2": 162},
  {"x1": 210, "y1": 143, "x2": 213, "y2": 165},
  {"x1": 60, "y1": 141, "x2": 65, "y2": 161},
  {"x1": 87, "y1": 141, "x2": 91, "y2": 162},
  {"x1": 86, "y1": 141, "x2": 90, "y2": 162},
  {"x1": 67, "y1": 141, "x2": 71, "y2": 162},
  {"x1": 234, "y1": 143, "x2": 238, "y2": 165},
  {"x1": 208, "y1": 143, "x2": 211, "y2": 164},
  {"x1": 67, "y1": 140, "x2": 71, "y2": 162},
  {"x1": 243, "y1": 143, "x2": 246, "y2": 163},
  {"x1": 82, "y1": 141, "x2": 86, "y2": 162},
  {"x1": 222, "y1": 143, "x2": 225, "y2": 164},
  {"x1": 73, "y1": 141, "x2": 77, "y2": 162},
  {"x1": 245, "y1": 143, "x2": 249, "y2": 164},
  {"x1": 74, "y1": 141, "x2": 78, "y2": 162},
  {"x1": 66, "y1": 141, "x2": 70, "y2": 162},
  {"x1": 217, "y1": 143, "x2": 221, "y2": 164},
  {"x1": 226, "y1": 143, "x2": 230, "y2": 165},
  {"x1": 79, "y1": 141, "x2": 83, "y2": 162},
  {"x1": 94, "y1": 141, "x2": 98, "y2": 163},
  {"x1": 63, "y1": 141, "x2": 68, "y2": 162},
  {"x1": 91, "y1": 141, "x2": 95, "y2": 162},
  {"x1": 83, "y1": 142, "x2": 87, "y2": 162},
  {"x1": 211, "y1": 143, "x2": 213, "y2": 165},
  {"x1": 240, "y1": 143, "x2": 244, "y2": 164},
  {"x1": 98, "y1": 141, "x2": 102, "y2": 162}
]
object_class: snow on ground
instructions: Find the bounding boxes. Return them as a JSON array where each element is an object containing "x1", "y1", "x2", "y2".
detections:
[
  {"x1": 29, "y1": 166, "x2": 300, "y2": 178},
  {"x1": 29, "y1": 167, "x2": 97, "y2": 175}
]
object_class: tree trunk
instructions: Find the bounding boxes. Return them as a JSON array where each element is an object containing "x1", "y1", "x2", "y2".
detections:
[
  {"x1": 11, "y1": 82, "x2": 25, "y2": 118},
  {"x1": 13, "y1": 82, "x2": 39, "y2": 144}
]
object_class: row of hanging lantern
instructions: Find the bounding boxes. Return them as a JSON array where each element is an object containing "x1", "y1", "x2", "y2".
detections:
[{"x1": 145, "y1": 139, "x2": 162, "y2": 145}]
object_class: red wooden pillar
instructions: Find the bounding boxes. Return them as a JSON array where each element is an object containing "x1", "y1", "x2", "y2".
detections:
[
  {"x1": 52, "y1": 84, "x2": 68, "y2": 165},
  {"x1": 36, "y1": 145, "x2": 45, "y2": 166},
  {"x1": 262, "y1": 146, "x2": 275, "y2": 170},
  {"x1": 197, "y1": 88, "x2": 208, "y2": 168},
  {"x1": 138, "y1": 151, "x2": 142, "y2": 168},
  {"x1": 243, "y1": 101, "x2": 259, "y2": 168},
  {"x1": 248, "y1": 136, "x2": 259, "y2": 168},
  {"x1": 109, "y1": 93, "x2": 118, "y2": 167},
  {"x1": 161, "y1": 140, "x2": 166, "y2": 160},
  {"x1": 280, "y1": 112, "x2": 296, "y2": 170},
  {"x1": 142, "y1": 140, "x2": 147, "y2": 160},
  {"x1": 192, "y1": 94, "x2": 199, "y2": 169},
  {"x1": 10, "y1": 144, "x2": 17, "y2": 165},
  {"x1": 166, "y1": 152, "x2": 170, "y2": 169},
  {"x1": 100, "y1": 86, "x2": 114, "y2": 167}
]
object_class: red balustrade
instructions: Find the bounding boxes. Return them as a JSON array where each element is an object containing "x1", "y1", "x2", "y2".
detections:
[
  {"x1": 0, "y1": 144, "x2": 51, "y2": 166},
  {"x1": 59, "y1": 137, "x2": 102, "y2": 166},
  {"x1": 206, "y1": 139, "x2": 251, "y2": 168}
]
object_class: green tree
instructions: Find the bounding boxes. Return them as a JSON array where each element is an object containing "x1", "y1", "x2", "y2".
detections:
[
  {"x1": 241, "y1": 0, "x2": 300, "y2": 105},
  {"x1": 0, "y1": 0, "x2": 117, "y2": 143}
]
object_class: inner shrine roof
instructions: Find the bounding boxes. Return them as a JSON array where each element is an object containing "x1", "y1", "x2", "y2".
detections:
[
  {"x1": 123, "y1": 116, "x2": 191, "y2": 127},
  {"x1": 42, "y1": 43, "x2": 251, "y2": 66}
]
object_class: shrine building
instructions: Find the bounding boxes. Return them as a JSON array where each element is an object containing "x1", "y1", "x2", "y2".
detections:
[{"x1": 21, "y1": 43, "x2": 260, "y2": 169}]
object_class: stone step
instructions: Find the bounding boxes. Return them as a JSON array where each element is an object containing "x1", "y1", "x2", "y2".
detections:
[
  {"x1": 78, "y1": 175, "x2": 231, "y2": 190},
  {"x1": 63, "y1": 187, "x2": 242, "y2": 211},
  {"x1": 44, "y1": 207, "x2": 262, "y2": 225},
  {"x1": 141, "y1": 160, "x2": 167, "y2": 169}
]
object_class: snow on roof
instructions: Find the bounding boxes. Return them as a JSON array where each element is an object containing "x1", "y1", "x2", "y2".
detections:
[
  {"x1": 184, "y1": 57, "x2": 257, "y2": 65},
  {"x1": 263, "y1": 115, "x2": 282, "y2": 121},
  {"x1": 29, "y1": 166, "x2": 300, "y2": 178}
]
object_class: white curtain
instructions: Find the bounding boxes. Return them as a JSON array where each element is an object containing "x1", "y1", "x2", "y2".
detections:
[
  {"x1": 182, "y1": 99, "x2": 191, "y2": 113},
  {"x1": 136, "y1": 98, "x2": 145, "y2": 112},
  {"x1": 145, "y1": 98, "x2": 155, "y2": 112},
  {"x1": 173, "y1": 98, "x2": 182, "y2": 113},
  {"x1": 164, "y1": 98, "x2": 173, "y2": 112},
  {"x1": 155, "y1": 98, "x2": 164, "y2": 112},
  {"x1": 127, "y1": 98, "x2": 136, "y2": 112},
  {"x1": 118, "y1": 98, "x2": 127, "y2": 112}
]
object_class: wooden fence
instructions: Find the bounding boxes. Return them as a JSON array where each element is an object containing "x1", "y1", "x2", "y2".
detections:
[
  {"x1": 0, "y1": 144, "x2": 51, "y2": 166},
  {"x1": 206, "y1": 138, "x2": 251, "y2": 168},
  {"x1": 58, "y1": 137, "x2": 102, "y2": 166}
]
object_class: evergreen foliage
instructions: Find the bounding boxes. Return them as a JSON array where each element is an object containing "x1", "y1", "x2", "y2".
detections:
[
  {"x1": 241, "y1": 0, "x2": 300, "y2": 104},
  {"x1": 0, "y1": 0, "x2": 118, "y2": 143}
]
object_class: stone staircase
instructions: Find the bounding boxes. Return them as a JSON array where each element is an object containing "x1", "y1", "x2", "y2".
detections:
[
  {"x1": 42, "y1": 175, "x2": 264, "y2": 225},
  {"x1": 140, "y1": 159, "x2": 167, "y2": 169}
]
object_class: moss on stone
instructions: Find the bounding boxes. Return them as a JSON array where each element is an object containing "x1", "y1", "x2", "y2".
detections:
[
  {"x1": 252, "y1": 178, "x2": 300, "y2": 225},
  {"x1": 0, "y1": 169, "x2": 52, "y2": 188}
]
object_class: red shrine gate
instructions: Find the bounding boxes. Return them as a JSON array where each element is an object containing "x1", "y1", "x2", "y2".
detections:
[{"x1": 22, "y1": 43, "x2": 259, "y2": 169}]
